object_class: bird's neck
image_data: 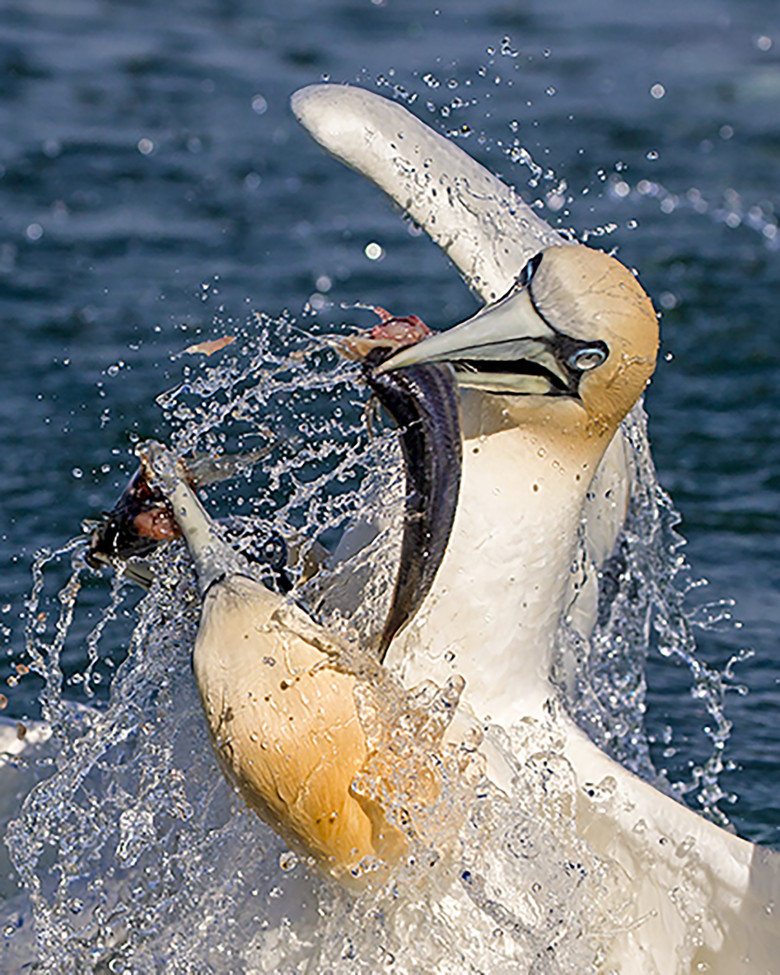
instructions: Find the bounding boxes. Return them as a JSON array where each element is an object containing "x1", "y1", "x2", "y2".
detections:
[
  {"x1": 385, "y1": 392, "x2": 609, "y2": 727},
  {"x1": 164, "y1": 473, "x2": 246, "y2": 594}
]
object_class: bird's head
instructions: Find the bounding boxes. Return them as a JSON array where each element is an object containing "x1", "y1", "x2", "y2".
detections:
[{"x1": 375, "y1": 244, "x2": 658, "y2": 443}]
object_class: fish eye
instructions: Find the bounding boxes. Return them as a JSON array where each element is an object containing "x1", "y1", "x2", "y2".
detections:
[
  {"x1": 568, "y1": 346, "x2": 607, "y2": 371},
  {"x1": 517, "y1": 252, "x2": 544, "y2": 288}
]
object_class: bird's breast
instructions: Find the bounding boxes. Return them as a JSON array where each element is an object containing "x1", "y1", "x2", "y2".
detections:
[{"x1": 191, "y1": 575, "x2": 404, "y2": 879}]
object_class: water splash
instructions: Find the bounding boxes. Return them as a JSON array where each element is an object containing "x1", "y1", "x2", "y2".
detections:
[
  {"x1": 1, "y1": 314, "x2": 635, "y2": 972},
  {"x1": 3, "y1": 60, "x2": 763, "y2": 970},
  {"x1": 552, "y1": 402, "x2": 744, "y2": 825},
  {"x1": 380, "y1": 41, "x2": 779, "y2": 250}
]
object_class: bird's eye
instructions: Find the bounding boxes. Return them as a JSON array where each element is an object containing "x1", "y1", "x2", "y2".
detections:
[
  {"x1": 517, "y1": 252, "x2": 544, "y2": 288},
  {"x1": 568, "y1": 346, "x2": 607, "y2": 371}
]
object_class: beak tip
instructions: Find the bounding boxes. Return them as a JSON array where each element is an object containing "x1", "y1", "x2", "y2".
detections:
[{"x1": 372, "y1": 346, "x2": 421, "y2": 376}]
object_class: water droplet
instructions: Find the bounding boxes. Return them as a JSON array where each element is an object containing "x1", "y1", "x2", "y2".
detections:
[{"x1": 675, "y1": 837, "x2": 695, "y2": 858}]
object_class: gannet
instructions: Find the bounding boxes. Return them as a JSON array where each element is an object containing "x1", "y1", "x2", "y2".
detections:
[
  {"x1": 132, "y1": 440, "x2": 405, "y2": 885},
  {"x1": 376, "y1": 242, "x2": 657, "y2": 718},
  {"x1": 292, "y1": 84, "x2": 780, "y2": 973},
  {"x1": 291, "y1": 82, "x2": 633, "y2": 670},
  {"x1": 86, "y1": 344, "x2": 463, "y2": 886}
]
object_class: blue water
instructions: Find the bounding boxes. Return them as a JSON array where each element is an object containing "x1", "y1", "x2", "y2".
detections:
[{"x1": 1, "y1": 0, "x2": 778, "y2": 865}]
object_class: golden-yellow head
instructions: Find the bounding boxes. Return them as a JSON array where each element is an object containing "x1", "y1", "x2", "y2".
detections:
[{"x1": 376, "y1": 243, "x2": 659, "y2": 439}]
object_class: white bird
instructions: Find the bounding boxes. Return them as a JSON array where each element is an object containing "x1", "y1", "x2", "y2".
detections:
[
  {"x1": 291, "y1": 82, "x2": 634, "y2": 670},
  {"x1": 292, "y1": 84, "x2": 780, "y2": 974},
  {"x1": 375, "y1": 242, "x2": 657, "y2": 721}
]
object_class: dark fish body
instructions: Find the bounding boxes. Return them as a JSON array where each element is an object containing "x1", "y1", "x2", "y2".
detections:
[{"x1": 364, "y1": 353, "x2": 462, "y2": 661}]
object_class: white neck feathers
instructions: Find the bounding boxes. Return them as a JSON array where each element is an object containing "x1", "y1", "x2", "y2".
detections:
[{"x1": 385, "y1": 401, "x2": 598, "y2": 726}]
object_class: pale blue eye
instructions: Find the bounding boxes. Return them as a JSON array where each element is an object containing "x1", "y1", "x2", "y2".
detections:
[
  {"x1": 518, "y1": 252, "x2": 543, "y2": 288},
  {"x1": 569, "y1": 347, "x2": 607, "y2": 371}
]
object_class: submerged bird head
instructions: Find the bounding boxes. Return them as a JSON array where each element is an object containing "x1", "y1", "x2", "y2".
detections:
[{"x1": 376, "y1": 244, "x2": 659, "y2": 445}]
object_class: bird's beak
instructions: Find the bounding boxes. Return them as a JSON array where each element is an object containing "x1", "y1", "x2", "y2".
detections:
[{"x1": 374, "y1": 283, "x2": 576, "y2": 397}]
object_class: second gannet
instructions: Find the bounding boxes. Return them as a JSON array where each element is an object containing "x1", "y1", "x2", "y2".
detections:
[
  {"x1": 86, "y1": 342, "x2": 464, "y2": 886},
  {"x1": 131, "y1": 441, "x2": 407, "y2": 886},
  {"x1": 293, "y1": 83, "x2": 780, "y2": 974}
]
